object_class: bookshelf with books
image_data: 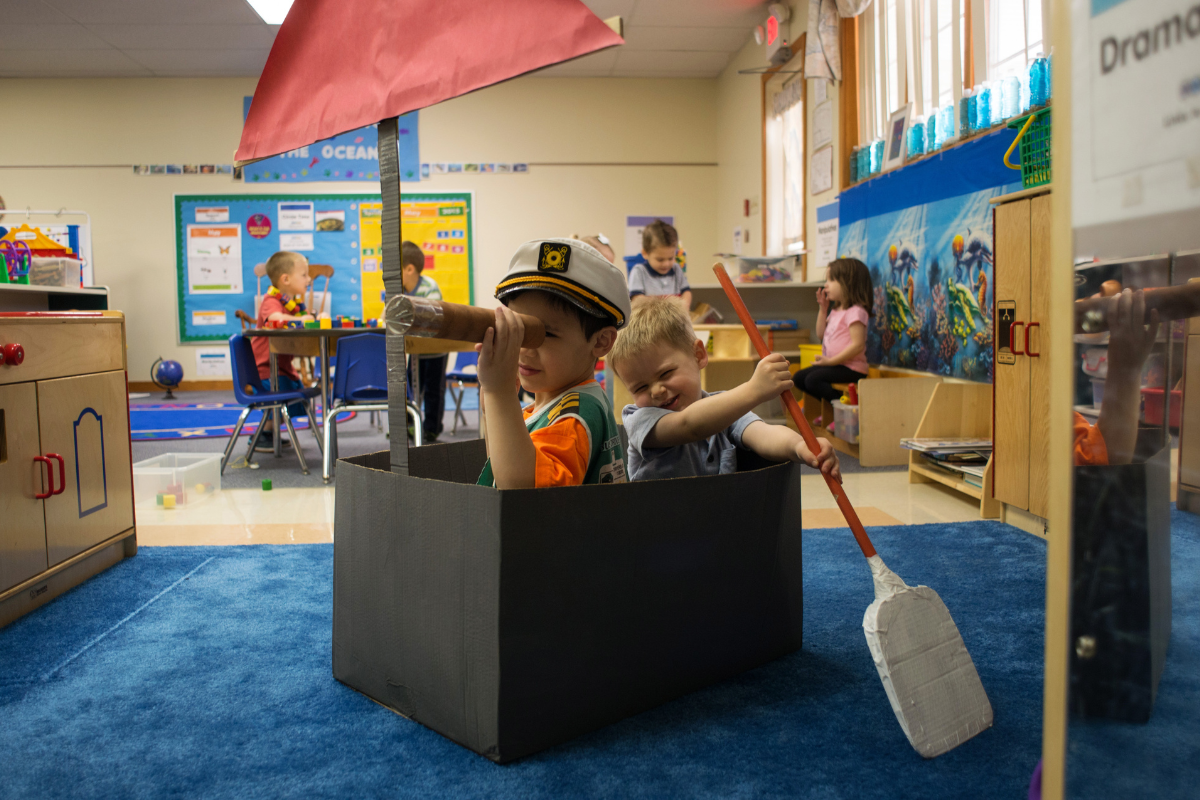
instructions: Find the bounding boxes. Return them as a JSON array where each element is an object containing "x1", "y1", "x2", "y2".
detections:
[{"x1": 906, "y1": 383, "x2": 1000, "y2": 519}]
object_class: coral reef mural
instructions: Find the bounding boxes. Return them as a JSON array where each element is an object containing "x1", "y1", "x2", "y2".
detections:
[{"x1": 839, "y1": 186, "x2": 1012, "y2": 382}]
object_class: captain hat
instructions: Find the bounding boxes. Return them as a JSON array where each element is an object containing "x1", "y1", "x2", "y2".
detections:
[{"x1": 495, "y1": 238, "x2": 631, "y2": 330}]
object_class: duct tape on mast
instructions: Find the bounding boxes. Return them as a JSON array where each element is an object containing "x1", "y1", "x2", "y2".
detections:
[{"x1": 379, "y1": 117, "x2": 409, "y2": 475}]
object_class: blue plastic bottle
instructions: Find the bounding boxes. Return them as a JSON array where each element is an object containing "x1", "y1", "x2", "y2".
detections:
[
  {"x1": 1030, "y1": 56, "x2": 1049, "y2": 107},
  {"x1": 959, "y1": 92, "x2": 972, "y2": 136},
  {"x1": 1045, "y1": 53, "x2": 1053, "y2": 100},
  {"x1": 926, "y1": 110, "x2": 939, "y2": 152},
  {"x1": 871, "y1": 139, "x2": 884, "y2": 174},
  {"x1": 908, "y1": 118, "x2": 925, "y2": 158},
  {"x1": 976, "y1": 84, "x2": 992, "y2": 130},
  {"x1": 938, "y1": 104, "x2": 955, "y2": 146},
  {"x1": 1001, "y1": 76, "x2": 1020, "y2": 119}
]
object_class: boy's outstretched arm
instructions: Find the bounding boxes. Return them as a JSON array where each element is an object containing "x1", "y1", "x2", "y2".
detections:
[
  {"x1": 740, "y1": 421, "x2": 842, "y2": 480},
  {"x1": 478, "y1": 306, "x2": 537, "y2": 489},
  {"x1": 645, "y1": 354, "x2": 794, "y2": 448}
]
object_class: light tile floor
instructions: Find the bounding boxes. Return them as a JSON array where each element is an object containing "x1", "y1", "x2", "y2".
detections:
[{"x1": 136, "y1": 465, "x2": 983, "y2": 545}]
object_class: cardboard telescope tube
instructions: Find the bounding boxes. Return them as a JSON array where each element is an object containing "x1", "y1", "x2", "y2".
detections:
[
  {"x1": 1076, "y1": 282, "x2": 1200, "y2": 333},
  {"x1": 712, "y1": 264, "x2": 876, "y2": 559},
  {"x1": 384, "y1": 295, "x2": 546, "y2": 347}
]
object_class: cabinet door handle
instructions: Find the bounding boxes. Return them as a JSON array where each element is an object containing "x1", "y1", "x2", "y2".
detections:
[
  {"x1": 47, "y1": 453, "x2": 66, "y2": 495},
  {"x1": 33, "y1": 456, "x2": 54, "y2": 499},
  {"x1": 1010, "y1": 321, "x2": 1026, "y2": 356},
  {"x1": 1025, "y1": 322, "x2": 1041, "y2": 357}
]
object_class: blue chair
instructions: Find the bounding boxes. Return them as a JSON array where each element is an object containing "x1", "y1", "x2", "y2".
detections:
[
  {"x1": 445, "y1": 350, "x2": 479, "y2": 435},
  {"x1": 322, "y1": 333, "x2": 421, "y2": 482},
  {"x1": 222, "y1": 333, "x2": 322, "y2": 475}
]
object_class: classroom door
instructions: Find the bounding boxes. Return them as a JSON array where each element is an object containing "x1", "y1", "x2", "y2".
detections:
[
  {"x1": 994, "y1": 199, "x2": 1031, "y2": 510},
  {"x1": 38, "y1": 371, "x2": 133, "y2": 566},
  {"x1": 0, "y1": 382, "x2": 49, "y2": 593}
]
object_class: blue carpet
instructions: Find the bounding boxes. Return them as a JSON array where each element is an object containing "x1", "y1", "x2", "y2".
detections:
[
  {"x1": 1066, "y1": 507, "x2": 1200, "y2": 799},
  {"x1": 129, "y1": 404, "x2": 354, "y2": 441},
  {"x1": 0, "y1": 522, "x2": 1048, "y2": 798}
]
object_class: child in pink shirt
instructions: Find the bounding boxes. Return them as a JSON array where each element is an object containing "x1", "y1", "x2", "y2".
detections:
[{"x1": 793, "y1": 258, "x2": 872, "y2": 425}]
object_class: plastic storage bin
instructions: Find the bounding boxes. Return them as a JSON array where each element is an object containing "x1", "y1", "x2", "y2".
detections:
[
  {"x1": 832, "y1": 400, "x2": 859, "y2": 444},
  {"x1": 133, "y1": 453, "x2": 222, "y2": 508},
  {"x1": 1141, "y1": 387, "x2": 1182, "y2": 427}
]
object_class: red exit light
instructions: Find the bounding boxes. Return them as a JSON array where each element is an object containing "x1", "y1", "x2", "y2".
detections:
[{"x1": 766, "y1": 15, "x2": 778, "y2": 46}]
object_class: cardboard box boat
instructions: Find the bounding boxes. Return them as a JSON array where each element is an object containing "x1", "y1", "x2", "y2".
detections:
[{"x1": 332, "y1": 440, "x2": 804, "y2": 763}]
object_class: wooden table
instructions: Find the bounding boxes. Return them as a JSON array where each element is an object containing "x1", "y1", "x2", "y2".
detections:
[{"x1": 245, "y1": 327, "x2": 474, "y2": 461}]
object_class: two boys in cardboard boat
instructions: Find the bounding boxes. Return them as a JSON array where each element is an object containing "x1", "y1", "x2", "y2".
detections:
[{"x1": 333, "y1": 238, "x2": 838, "y2": 761}]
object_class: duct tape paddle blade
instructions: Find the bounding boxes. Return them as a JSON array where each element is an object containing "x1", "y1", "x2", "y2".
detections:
[{"x1": 863, "y1": 556, "x2": 994, "y2": 758}]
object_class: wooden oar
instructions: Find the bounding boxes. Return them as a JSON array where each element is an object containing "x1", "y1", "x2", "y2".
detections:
[{"x1": 714, "y1": 264, "x2": 994, "y2": 758}]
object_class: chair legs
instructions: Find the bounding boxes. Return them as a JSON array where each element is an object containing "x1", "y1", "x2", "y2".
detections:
[
  {"x1": 244, "y1": 412, "x2": 269, "y2": 466},
  {"x1": 322, "y1": 400, "x2": 341, "y2": 484},
  {"x1": 221, "y1": 406, "x2": 253, "y2": 475},
  {"x1": 280, "y1": 406, "x2": 309, "y2": 475},
  {"x1": 407, "y1": 401, "x2": 423, "y2": 447},
  {"x1": 304, "y1": 398, "x2": 323, "y2": 456},
  {"x1": 449, "y1": 383, "x2": 465, "y2": 434}
]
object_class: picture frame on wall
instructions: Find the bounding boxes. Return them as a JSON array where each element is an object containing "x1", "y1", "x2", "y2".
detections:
[{"x1": 883, "y1": 103, "x2": 913, "y2": 173}]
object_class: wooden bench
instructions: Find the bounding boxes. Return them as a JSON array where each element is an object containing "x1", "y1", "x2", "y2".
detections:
[{"x1": 794, "y1": 368, "x2": 941, "y2": 467}]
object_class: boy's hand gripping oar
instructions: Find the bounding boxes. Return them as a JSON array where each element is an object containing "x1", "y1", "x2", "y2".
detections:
[{"x1": 715, "y1": 264, "x2": 994, "y2": 758}]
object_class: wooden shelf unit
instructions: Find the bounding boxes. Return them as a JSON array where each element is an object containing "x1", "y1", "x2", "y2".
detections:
[{"x1": 907, "y1": 382, "x2": 1000, "y2": 518}]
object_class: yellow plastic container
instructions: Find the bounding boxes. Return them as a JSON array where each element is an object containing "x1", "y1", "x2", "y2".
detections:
[
  {"x1": 320, "y1": 317, "x2": 333, "y2": 329},
  {"x1": 798, "y1": 344, "x2": 823, "y2": 369}
]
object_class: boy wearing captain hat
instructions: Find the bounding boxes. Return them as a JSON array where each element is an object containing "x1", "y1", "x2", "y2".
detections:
[{"x1": 477, "y1": 238, "x2": 631, "y2": 488}]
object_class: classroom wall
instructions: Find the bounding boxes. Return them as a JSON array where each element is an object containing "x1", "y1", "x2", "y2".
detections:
[
  {"x1": 713, "y1": 0, "x2": 843, "y2": 280},
  {"x1": 0, "y1": 76, "x2": 717, "y2": 379}
]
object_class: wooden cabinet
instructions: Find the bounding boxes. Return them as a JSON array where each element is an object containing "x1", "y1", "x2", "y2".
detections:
[
  {"x1": 994, "y1": 191, "x2": 1052, "y2": 520},
  {"x1": 1176, "y1": 316, "x2": 1200, "y2": 509},
  {"x1": 0, "y1": 313, "x2": 136, "y2": 628}
]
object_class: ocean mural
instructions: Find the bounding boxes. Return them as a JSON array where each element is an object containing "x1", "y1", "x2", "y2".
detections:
[{"x1": 837, "y1": 128, "x2": 1023, "y2": 383}]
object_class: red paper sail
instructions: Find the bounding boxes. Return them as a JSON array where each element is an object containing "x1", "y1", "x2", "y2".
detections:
[{"x1": 236, "y1": 0, "x2": 622, "y2": 164}]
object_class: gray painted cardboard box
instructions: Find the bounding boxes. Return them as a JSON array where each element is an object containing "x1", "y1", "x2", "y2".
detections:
[
  {"x1": 1070, "y1": 439, "x2": 1172, "y2": 722},
  {"x1": 333, "y1": 440, "x2": 804, "y2": 762}
]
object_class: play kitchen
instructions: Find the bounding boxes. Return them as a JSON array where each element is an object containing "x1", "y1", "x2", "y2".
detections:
[{"x1": 0, "y1": 311, "x2": 136, "y2": 627}]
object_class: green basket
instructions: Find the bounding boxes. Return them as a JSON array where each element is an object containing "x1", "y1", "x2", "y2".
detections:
[{"x1": 1005, "y1": 108, "x2": 1051, "y2": 188}]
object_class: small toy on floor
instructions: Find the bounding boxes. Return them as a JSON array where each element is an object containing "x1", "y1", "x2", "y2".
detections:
[{"x1": 262, "y1": 479, "x2": 273, "y2": 491}]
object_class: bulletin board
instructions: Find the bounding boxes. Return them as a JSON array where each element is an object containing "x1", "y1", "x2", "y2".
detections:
[{"x1": 174, "y1": 193, "x2": 474, "y2": 343}]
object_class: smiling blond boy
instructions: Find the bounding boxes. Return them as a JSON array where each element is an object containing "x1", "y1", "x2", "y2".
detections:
[{"x1": 610, "y1": 297, "x2": 839, "y2": 482}]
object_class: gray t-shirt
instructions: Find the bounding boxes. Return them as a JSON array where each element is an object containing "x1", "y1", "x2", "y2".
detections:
[
  {"x1": 622, "y1": 392, "x2": 761, "y2": 481},
  {"x1": 627, "y1": 261, "x2": 690, "y2": 298}
]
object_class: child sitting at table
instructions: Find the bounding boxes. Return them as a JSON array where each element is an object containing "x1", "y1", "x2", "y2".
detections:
[
  {"x1": 609, "y1": 297, "x2": 840, "y2": 481},
  {"x1": 252, "y1": 250, "x2": 316, "y2": 451}
]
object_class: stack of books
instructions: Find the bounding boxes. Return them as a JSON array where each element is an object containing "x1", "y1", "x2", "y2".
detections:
[{"x1": 900, "y1": 438, "x2": 993, "y2": 488}]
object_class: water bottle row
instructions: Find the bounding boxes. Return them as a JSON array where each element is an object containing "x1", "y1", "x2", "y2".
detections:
[{"x1": 850, "y1": 54, "x2": 1051, "y2": 183}]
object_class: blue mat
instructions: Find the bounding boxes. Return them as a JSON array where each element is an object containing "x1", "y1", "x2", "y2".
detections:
[
  {"x1": 0, "y1": 520, "x2": 1058, "y2": 798},
  {"x1": 129, "y1": 404, "x2": 354, "y2": 441}
]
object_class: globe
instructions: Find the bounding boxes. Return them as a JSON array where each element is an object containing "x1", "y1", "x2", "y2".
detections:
[{"x1": 151, "y1": 357, "x2": 184, "y2": 399}]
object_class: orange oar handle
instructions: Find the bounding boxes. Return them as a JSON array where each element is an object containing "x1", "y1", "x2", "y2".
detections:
[{"x1": 713, "y1": 264, "x2": 877, "y2": 559}]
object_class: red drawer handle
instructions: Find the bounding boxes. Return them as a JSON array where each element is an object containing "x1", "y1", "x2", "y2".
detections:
[
  {"x1": 1025, "y1": 322, "x2": 1041, "y2": 357},
  {"x1": 1010, "y1": 321, "x2": 1026, "y2": 356},
  {"x1": 33, "y1": 456, "x2": 54, "y2": 499},
  {"x1": 47, "y1": 453, "x2": 65, "y2": 495}
]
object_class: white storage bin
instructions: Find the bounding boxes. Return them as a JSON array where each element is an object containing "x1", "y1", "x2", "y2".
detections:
[
  {"x1": 29, "y1": 257, "x2": 82, "y2": 287},
  {"x1": 133, "y1": 453, "x2": 222, "y2": 508},
  {"x1": 832, "y1": 400, "x2": 859, "y2": 444}
]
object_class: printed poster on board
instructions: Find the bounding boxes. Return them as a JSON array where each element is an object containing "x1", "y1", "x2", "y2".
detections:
[
  {"x1": 186, "y1": 224, "x2": 242, "y2": 294},
  {"x1": 241, "y1": 98, "x2": 420, "y2": 184}
]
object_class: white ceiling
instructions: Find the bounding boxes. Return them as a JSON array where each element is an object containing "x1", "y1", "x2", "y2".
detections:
[{"x1": 0, "y1": 0, "x2": 766, "y2": 79}]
